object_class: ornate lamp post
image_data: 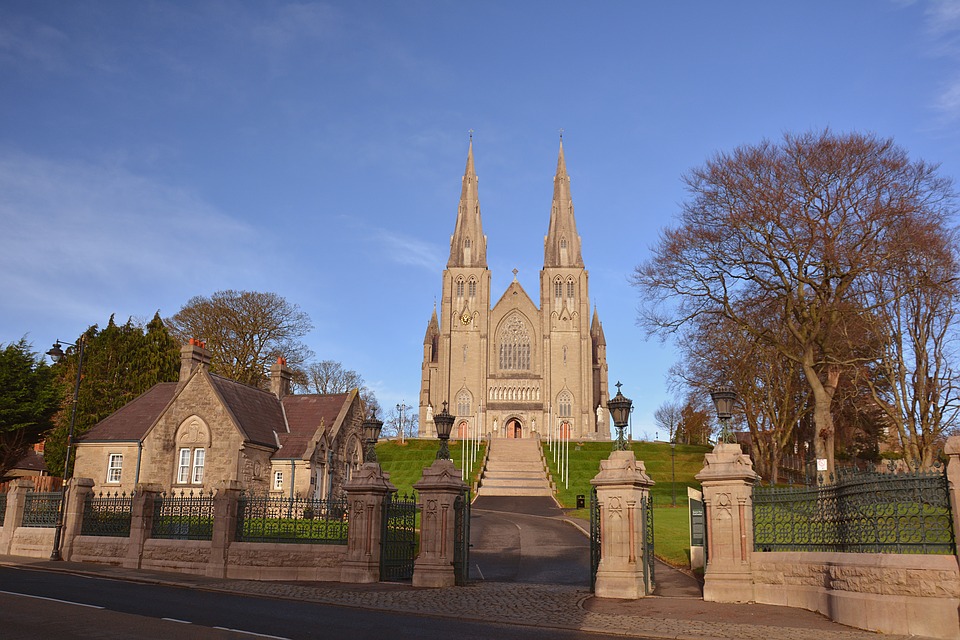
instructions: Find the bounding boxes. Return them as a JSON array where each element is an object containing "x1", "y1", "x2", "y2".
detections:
[
  {"x1": 362, "y1": 410, "x2": 384, "y2": 463},
  {"x1": 607, "y1": 382, "x2": 633, "y2": 451},
  {"x1": 710, "y1": 387, "x2": 737, "y2": 445},
  {"x1": 433, "y1": 401, "x2": 455, "y2": 460},
  {"x1": 395, "y1": 401, "x2": 406, "y2": 445},
  {"x1": 46, "y1": 337, "x2": 86, "y2": 562}
]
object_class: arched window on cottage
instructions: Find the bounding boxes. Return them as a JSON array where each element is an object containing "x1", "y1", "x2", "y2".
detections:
[{"x1": 174, "y1": 415, "x2": 210, "y2": 487}]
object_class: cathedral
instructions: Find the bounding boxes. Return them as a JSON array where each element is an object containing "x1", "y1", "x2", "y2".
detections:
[{"x1": 419, "y1": 139, "x2": 610, "y2": 441}]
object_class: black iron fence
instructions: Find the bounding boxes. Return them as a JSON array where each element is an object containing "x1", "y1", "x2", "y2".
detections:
[
  {"x1": 380, "y1": 492, "x2": 418, "y2": 581},
  {"x1": 753, "y1": 468, "x2": 955, "y2": 554},
  {"x1": 152, "y1": 490, "x2": 215, "y2": 541},
  {"x1": 81, "y1": 491, "x2": 134, "y2": 537},
  {"x1": 21, "y1": 491, "x2": 61, "y2": 528},
  {"x1": 236, "y1": 494, "x2": 348, "y2": 544}
]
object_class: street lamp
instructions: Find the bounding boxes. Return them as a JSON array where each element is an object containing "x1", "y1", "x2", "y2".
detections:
[
  {"x1": 670, "y1": 442, "x2": 677, "y2": 507},
  {"x1": 607, "y1": 382, "x2": 633, "y2": 452},
  {"x1": 710, "y1": 387, "x2": 737, "y2": 445},
  {"x1": 46, "y1": 337, "x2": 86, "y2": 561},
  {"x1": 395, "y1": 401, "x2": 406, "y2": 445},
  {"x1": 362, "y1": 410, "x2": 384, "y2": 463},
  {"x1": 433, "y1": 401, "x2": 455, "y2": 460}
]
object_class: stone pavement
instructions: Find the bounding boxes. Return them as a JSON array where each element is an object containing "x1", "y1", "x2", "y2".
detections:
[{"x1": 0, "y1": 555, "x2": 931, "y2": 640}]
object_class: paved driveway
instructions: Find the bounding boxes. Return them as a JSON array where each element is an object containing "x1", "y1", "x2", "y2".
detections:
[{"x1": 469, "y1": 496, "x2": 590, "y2": 585}]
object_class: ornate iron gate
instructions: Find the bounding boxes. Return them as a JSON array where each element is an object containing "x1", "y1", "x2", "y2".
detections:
[
  {"x1": 380, "y1": 492, "x2": 418, "y2": 581},
  {"x1": 590, "y1": 487, "x2": 600, "y2": 592},
  {"x1": 453, "y1": 488, "x2": 471, "y2": 586},
  {"x1": 641, "y1": 494, "x2": 655, "y2": 594},
  {"x1": 590, "y1": 489, "x2": 655, "y2": 595}
]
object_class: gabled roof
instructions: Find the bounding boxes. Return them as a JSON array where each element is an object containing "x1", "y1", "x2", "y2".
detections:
[
  {"x1": 491, "y1": 278, "x2": 538, "y2": 311},
  {"x1": 13, "y1": 449, "x2": 48, "y2": 473},
  {"x1": 207, "y1": 374, "x2": 286, "y2": 449},
  {"x1": 277, "y1": 392, "x2": 354, "y2": 459},
  {"x1": 82, "y1": 383, "x2": 178, "y2": 441}
]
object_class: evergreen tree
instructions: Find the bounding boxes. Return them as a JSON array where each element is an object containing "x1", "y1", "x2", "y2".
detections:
[
  {"x1": 44, "y1": 312, "x2": 179, "y2": 476},
  {"x1": 0, "y1": 339, "x2": 60, "y2": 479}
]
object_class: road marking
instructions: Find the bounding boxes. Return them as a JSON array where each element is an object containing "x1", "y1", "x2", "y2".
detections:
[
  {"x1": 213, "y1": 627, "x2": 291, "y2": 640},
  {"x1": 475, "y1": 564, "x2": 485, "y2": 580},
  {"x1": 161, "y1": 618, "x2": 193, "y2": 624},
  {"x1": 0, "y1": 590, "x2": 104, "y2": 609}
]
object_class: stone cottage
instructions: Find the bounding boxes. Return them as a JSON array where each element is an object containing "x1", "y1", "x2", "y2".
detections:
[{"x1": 73, "y1": 340, "x2": 366, "y2": 497}]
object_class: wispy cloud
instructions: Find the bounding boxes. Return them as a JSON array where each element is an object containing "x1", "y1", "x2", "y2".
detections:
[
  {"x1": 0, "y1": 151, "x2": 262, "y2": 338},
  {"x1": 0, "y1": 11, "x2": 68, "y2": 73},
  {"x1": 914, "y1": 0, "x2": 960, "y2": 123},
  {"x1": 372, "y1": 229, "x2": 444, "y2": 271}
]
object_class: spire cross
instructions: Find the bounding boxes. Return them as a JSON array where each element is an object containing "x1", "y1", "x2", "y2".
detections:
[
  {"x1": 512, "y1": 268, "x2": 518, "y2": 281},
  {"x1": 469, "y1": 129, "x2": 474, "y2": 140},
  {"x1": 558, "y1": 128, "x2": 564, "y2": 139},
  {"x1": 615, "y1": 381, "x2": 623, "y2": 393}
]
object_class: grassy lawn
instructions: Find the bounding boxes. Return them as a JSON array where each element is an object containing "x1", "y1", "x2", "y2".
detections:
[
  {"x1": 375, "y1": 439, "x2": 486, "y2": 497},
  {"x1": 543, "y1": 440, "x2": 711, "y2": 567}
]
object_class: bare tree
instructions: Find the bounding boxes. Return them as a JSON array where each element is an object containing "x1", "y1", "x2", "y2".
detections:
[
  {"x1": 634, "y1": 131, "x2": 956, "y2": 478},
  {"x1": 859, "y1": 228, "x2": 960, "y2": 469},
  {"x1": 654, "y1": 401, "x2": 683, "y2": 443},
  {"x1": 166, "y1": 290, "x2": 314, "y2": 388},
  {"x1": 304, "y1": 360, "x2": 381, "y2": 418}
]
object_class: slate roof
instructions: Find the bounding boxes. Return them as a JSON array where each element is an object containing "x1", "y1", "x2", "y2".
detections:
[
  {"x1": 82, "y1": 383, "x2": 178, "y2": 441},
  {"x1": 208, "y1": 375, "x2": 286, "y2": 449},
  {"x1": 13, "y1": 449, "x2": 48, "y2": 473},
  {"x1": 277, "y1": 393, "x2": 353, "y2": 458},
  {"x1": 79, "y1": 375, "x2": 355, "y2": 461}
]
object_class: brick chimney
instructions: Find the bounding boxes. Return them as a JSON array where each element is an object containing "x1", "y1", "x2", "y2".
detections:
[
  {"x1": 270, "y1": 356, "x2": 293, "y2": 398},
  {"x1": 179, "y1": 339, "x2": 211, "y2": 387}
]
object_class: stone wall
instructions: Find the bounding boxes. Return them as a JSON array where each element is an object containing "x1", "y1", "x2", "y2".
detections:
[{"x1": 752, "y1": 551, "x2": 960, "y2": 639}]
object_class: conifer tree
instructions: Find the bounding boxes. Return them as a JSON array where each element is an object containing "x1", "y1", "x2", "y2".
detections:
[
  {"x1": 0, "y1": 339, "x2": 60, "y2": 479},
  {"x1": 44, "y1": 312, "x2": 179, "y2": 476}
]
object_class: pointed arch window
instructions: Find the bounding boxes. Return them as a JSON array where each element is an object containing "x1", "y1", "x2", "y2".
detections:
[
  {"x1": 554, "y1": 277, "x2": 563, "y2": 302},
  {"x1": 558, "y1": 391, "x2": 573, "y2": 417},
  {"x1": 468, "y1": 276, "x2": 477, "y2": 299},
  {"x1": 567, "y1": 277, "x2": 575, "y2": 300},
  {"x1": 560, "y1": 238, "x2": 568, "y2": 250},
  {"x1": 456, "y1": 389, "x2": 472, "y2": 417},
  {"x1": 464, "y1": 238, "x2": 472, "y2": 248},
  {"x1": 456, "y1": 276, "x2": 464, "y2": 300},
  {"x1": 498, "y1": 313, "x2": 531, "y2": 371}
]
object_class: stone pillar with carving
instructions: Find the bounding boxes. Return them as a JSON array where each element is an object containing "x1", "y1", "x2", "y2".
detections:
[
  {"x1": 60, "y1": 477, "x2": 95, "y2": 561},
  {"x1": 124, "y1": 483, "x2": 163, "y2": 569},
  {"x1": 695, "y1": 442, "x2": 758, "y2": 603},
  {"x1": 208, "y1": 480, "x2": 242, "y2": 578},
  {"x1": 590, "y1": 450, "x2": 656, "y2": 599},
  {"x1": 0, "y1": 478, "x2": 33, "y2": 554},
  {"x1": 945, "y1": 436, "x2": 960, "y2": 560},
  {"x1": 412, "y1": 459, "x2": 467, "y2": 588},
  {"x1": 340, "y1": 462, "x2": 396, "y2": 583}
]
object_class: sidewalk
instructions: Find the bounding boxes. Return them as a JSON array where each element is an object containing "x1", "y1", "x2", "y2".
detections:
[{"x1": 0, "y1": 555, "x2": 927, "y2": 640}]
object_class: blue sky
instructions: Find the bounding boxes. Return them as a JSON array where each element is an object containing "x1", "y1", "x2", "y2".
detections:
[{"x1": 2, "y1": 1, "x2": 960, "y2": 438}]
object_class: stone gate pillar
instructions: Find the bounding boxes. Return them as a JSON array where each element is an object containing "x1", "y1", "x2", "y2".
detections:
[
  {"x1": 124, "y1": 483, "x2": 163, "y2": 569},
  {"x1": 412, "y1": 459, "x2": 467, "y2": 588},
  {"x1": 0, "y1": 478, "x2": 33, "y2": 555},
  {"x1": 208, "y1": 480, "x2": 242, "y2": 578},
  {"x1": 590, "y1": 450, "x2": 655, "y2": 599},
  {"x1": 944, "y1": 436, "x2": 960, "y2": 561},
  {"x1": 60, "y1": 477, "x2": 95, "y2": 562},
  {"x1": 695, "y1": 442, "x2": 758, "y2": 603},
  {"x1": 340, "y1": 462, "x2": 396, "y2": 584}
]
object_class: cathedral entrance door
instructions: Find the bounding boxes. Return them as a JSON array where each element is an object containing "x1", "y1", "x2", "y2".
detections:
[
  {"x1": 560, "y1": 421, "x2": 571, "y2": 439},
  {"x1": 505, "y1": 418, "x2": 522, "y2": 438},
  {"x1": 457, "y1": 421, "x2": 468, "y2": 438}
]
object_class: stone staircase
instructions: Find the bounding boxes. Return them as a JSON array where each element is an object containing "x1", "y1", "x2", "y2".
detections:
[{"x1": 476, "y1": 438, "x2": 553, "y2": 497}]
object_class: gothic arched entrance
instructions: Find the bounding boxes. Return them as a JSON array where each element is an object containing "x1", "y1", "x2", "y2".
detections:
[
  {"x1": 457, "y1": 420, "x2": 469, "y2": 438},
  {"x1": 559, "y1": 421, "x2": 572, "y2": 439},
  {"x1": 505, "y1": 418, "x2": 523, "y2": 439}
]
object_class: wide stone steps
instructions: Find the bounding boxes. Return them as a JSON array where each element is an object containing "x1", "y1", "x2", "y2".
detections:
[{"x1": 477, "y1": 438, "x2": 554, "y2": 497}]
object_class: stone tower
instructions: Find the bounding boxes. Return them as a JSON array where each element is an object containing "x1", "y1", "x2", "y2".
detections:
[{"x1": 420, "y1": 139, "x2": 610, "y2": 441}]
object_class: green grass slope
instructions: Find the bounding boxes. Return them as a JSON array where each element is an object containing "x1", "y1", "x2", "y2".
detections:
[{"x1": 375, "y1": 439, "x2": 486, "y2": 497}]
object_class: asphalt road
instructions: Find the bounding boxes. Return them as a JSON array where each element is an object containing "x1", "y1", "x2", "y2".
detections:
[
  {"x1": 0, "y1": 565, "x2": 635, "y2": 640},
  {"x1": 469, "y1": 496, "x2": 590, "y2": 585}
]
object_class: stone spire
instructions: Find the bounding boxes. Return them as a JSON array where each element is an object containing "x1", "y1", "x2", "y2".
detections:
[
  {"x1": 423, "y1": 306, "x2": 440, "y2": 345},
  {"x1": 447, "y1": 139, "x2": 487, "y2": 268},
  {"x1": 423, "y1": 306, "x2": 440, "y2": 363},
  {"x1": 591, "y1": 306, "x2": 606, "y2": 346},
  {"x1": 544, "y1": 137, "x2": 584, "y2": 268}
]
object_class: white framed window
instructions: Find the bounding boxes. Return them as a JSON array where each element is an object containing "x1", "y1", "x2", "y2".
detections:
[
  {"x1": 177, "y1": 447, "x2": 205, "y2": 485},
  {"x1": 106, "y1": 454, "x2": 123, "y2": 484},
  {"x1": 274, "y1": 470, "x2": 284, "y2": 491}
]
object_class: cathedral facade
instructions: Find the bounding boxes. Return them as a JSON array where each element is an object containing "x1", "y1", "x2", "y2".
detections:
[{"x1": 419, "y1": 140, "x2": 610, "y2": 441}]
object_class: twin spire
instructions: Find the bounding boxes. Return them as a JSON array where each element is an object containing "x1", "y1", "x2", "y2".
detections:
[{"x1": 447, "y1": 137, "x2": 583, "y2": 269}]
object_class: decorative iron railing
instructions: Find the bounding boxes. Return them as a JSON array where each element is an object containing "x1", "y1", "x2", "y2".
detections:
[
  {"x1": 236, "y1": 494, "x2": 348, "y2": 544},
  {"x1": 0, "y1": 491, "x2": 7, "y2": 527},
  {"x1": 81, "y1": 491, "x2": 133, "y2": 537},
  {"x1": 21, "y1": 491, "x2": 61, "y2": 527},
  {"x1": 753, "y1": 468, "x2": 955, "y2": 554},
  {"x1": 152, "y1": 490, "x2": 215, "y2": 540}
]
